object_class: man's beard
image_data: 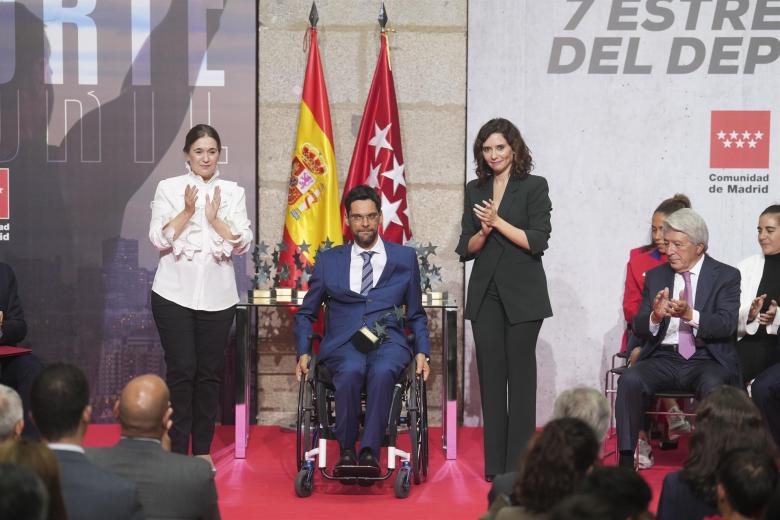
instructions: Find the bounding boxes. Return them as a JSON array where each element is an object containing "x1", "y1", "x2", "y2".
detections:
[{"x1": 353, "y1": 229, "x2": 378, "y2": 249}]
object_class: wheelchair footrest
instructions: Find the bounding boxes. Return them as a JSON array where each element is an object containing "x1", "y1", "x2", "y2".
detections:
[{"x1": 333, "y1": 464, "x2": 381, "y2": 478}]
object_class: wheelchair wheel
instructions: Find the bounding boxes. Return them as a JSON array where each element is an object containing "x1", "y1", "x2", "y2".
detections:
[
  {"x1": 408, "y1": 372, "x2": 422, "y2": 484},
  {"x1": 419, "y1": 375, "x2": 429, "y2": 480},
  {"x1": 394, "y1": 466, "x2": 411, "y2": 499},
  {"x1": 294, "y1": 467, "x2": 314, "y2": 498},
  {"x1": 296, "y1": 376, "x2": 313, "y2": 471}
]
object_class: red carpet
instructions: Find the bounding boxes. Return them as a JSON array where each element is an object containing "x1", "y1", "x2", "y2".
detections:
[{"x1": 83, "y1": 425, "x2": 687, "y2": 518}]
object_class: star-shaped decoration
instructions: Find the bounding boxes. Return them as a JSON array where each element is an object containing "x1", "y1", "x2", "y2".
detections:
[
  {"x1": 367, "y1": 163, "x2": 381, "y2": 188},
  {"x1": 424, "y1": 242, "x2": 437, "y2": 257},
  {"x1": 381, "y1": 155, "x2": 406, "y2": 195},
  {"x1": 368, "y1": 123, "x2": 393, "y2": 160},
  {"x1": 279, "y1": 264, "x2": 291, "y2": 281},
  {"x1": 716, "y1": 130, "x2": 726, "y2": 140},
  {"x1": 373, "y1": 322, "x2": 386, "y2": 339},
  {"x1": 256, "y1": 241, "x2": 270, "y2": 256},
  {"x1": 380, "y1": 192, "x2": 403, "y2": 231},
  {"x1": 729, "y1": 130, "x2": 739, "y2": 140},
  {"x1": 741, "y1": 130, "x2": 752, "y2": 140},
  {"x1": 755, "y1": 131, "x2": 764, "y2": 140},
  {"x1": 723, "y1": 140, "x2": 732, "y2": 148},
  {"x1": 735, "y1": 140, "x2": 744, "y2": 148},
  {"x1": 301, "y1": 271, "x2": 312, "y2": 285},
  {"x1": 298, "y1": 240, "x2": 310, "y2": 253},
  {"x1": 277, "y1": 241, "x2": 289, "y2": 253},
  {"x1": 393, "y1": 305, "x2": 406, "y2": 322},
  {"x1": 321, "y1": 237, "x2": 334, "y2": 250},
  {"x1": 748, "y1": 140, "x2": 757, "y2": 148}
]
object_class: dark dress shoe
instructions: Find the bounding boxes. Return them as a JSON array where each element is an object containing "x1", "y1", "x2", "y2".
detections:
[
  {"x1": 358, "y1": 448, "x2": 380, "y2": 470},
  {"x1": 336, "y1": 448, "x2": 357, "y2": 468}
]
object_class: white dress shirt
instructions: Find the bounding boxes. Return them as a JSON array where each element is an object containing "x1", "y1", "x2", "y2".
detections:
[
  {"x1": 349, "y1": 238, "x2": 387, "y2": 294},
  {"x1": 149, "y1": 168, "x2": 253, "y2": 311},
  {"x1": 650, "y1": 255, "x2": 704, "y2": 343},
  {"x1": 737, "y1": 254, "x2": 780, "y2": 338}
]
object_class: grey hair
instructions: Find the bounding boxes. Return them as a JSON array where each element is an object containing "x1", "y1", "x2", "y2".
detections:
[
  {"x1": 552, "y1": 386, "x2": 610, "y2": 442},
  {"x1": 663, "y1": 208, "x2": 709, "y2": 250},
  {"x1": 0, "y1": 384, "x2": 23, "y2": 441}
]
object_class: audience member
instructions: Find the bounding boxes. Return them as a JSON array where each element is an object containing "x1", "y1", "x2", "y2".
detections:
[
  {"x1": 716, "y1": 448, "x2": 778, "y2": 520},
  {"x1": 88, "y1": 374, "x2": 220, "y2": 520},
  {"x1": 0, "y1": 261, "x2": 43, "y2": 439},
  {"x1": 657, "y1": 386, "x2": 777, "y2": 520},
  {"x1": 488, "y1": 387, "x2": 609, "y2": 506},
  {"x1": 579, "y1": 466, "x2": 653, "y2": 520},
  {"x1": 481, "y1": 417, "x2": 599, "y2": 520},
  {"x1": 617, "y1": 209, "x2": 742, "y2": 469},
  {"x1": 30, "y1": 363, "x2": 144, "y2": 520},
  {"x1": 0, "y1": 383, "x2": 24, "y2": 442},
  {"x1": 0, "y1": 439, "x2": 68, "y2": 520},
  {"x1": 547, "y1": 493, "x2": 617, "y2": 520},
  {"x1": 0, "y1": 463, "x2": 49, "y2": 520}
]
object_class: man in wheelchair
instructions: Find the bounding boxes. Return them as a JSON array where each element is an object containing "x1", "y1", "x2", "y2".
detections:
[{"x1": 294, "y1": 185, "x2": 431, "y2": 476}]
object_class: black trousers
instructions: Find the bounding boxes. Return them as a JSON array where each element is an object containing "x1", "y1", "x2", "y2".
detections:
[
  {"x1": 752, "y1": 362, "x2": 780, "y2": 447},
  {"x1": 471, "y1": 281, "x2": 542, "y2": 477},
  {"x1": 151, "y1": 291, "x2": 235, "y2": 455},
  {"x1": 0, "y1": 352, "x2": 43, "y2": 438},
  {"x1": 615, "y1": 348, "x2": 735, "y2": 452}
]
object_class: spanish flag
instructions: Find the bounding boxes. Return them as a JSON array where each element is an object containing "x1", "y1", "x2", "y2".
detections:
[{"x1": 279, "y1": 21, "x2": 342, "y2": 288}]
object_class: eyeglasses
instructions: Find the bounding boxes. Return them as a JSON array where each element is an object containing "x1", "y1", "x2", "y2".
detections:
[
  {"x1": 664, "y1": 240, "x2": 693, "y2": 251},
  {"x1": 348, "y1": 213, "x2": 380, "y2": 223}
]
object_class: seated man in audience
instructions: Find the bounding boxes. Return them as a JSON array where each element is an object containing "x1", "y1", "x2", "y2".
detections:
[
  {"x1": 487, "y1": 386, "x2": 610, "y2": 506},
  {"x1": 294, "y1": 185, "x2": 431, "y2": 474},
  {"x1": 0, "y1": 261, "x2": 43, "y2": 438},
  {"x1": 716, "y1": 448, "x2": 778, "y2": 520},
  {"x1": 0, "y1": 384, "x2": 24, "y2": 442},
  {"x1": 88, "y1": 374, "x2": 220, "y2": 520},
  {"x1": 30, "y1": 363, "x2": 144, "y2": 520},
  {"x1": 616, "y1": 208, "x2": 741, "y2": 469}
]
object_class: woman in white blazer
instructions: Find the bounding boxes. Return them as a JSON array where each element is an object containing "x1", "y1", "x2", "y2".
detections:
[{"x1": 736, "y1": 204, "x2": 780, "y2": 447}]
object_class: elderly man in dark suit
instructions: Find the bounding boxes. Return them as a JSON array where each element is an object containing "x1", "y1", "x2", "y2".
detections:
[
  {"x1": 294, "y1": 185, "x2": 431, "y2": 473},
  {"x1": 0, "y1": 262, "x2": 43, "y2": 438},
  {"x1": 616, "y1": 208, "x2": 742, "y2": 469},
  {"x1": 30, "y1": 363, "x2": 144, "y2": 520},
  {"x1": 88, "y1": 374, "x2": 220, "y2": 520}
]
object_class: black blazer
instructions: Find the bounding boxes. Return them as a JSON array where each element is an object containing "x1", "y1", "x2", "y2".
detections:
[
  {"x1": 456, "y1": 174, "x2": 552, "y2": 324},
  {"x1": 0, "y1": 262, "x2": 27, "y2": 345},
  {"x1": 632, "y1": 255, "x2": 741, "y2": 376}
]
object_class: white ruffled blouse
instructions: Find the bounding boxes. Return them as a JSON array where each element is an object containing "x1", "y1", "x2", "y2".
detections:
[{"x1": 149, "y1": 167, "x2": 253, "y2": 311}]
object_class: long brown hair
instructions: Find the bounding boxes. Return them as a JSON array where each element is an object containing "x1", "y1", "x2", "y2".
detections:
[
  {"x1": 473, "y1": 118, "x2": 533, "y2": 186},
  {"x1": 0, "y1": 439, "x2": 68, "y2": 520},
  {"x1": 681, "y1": 386, "x2": 777, "y2": 506},
  {"x1": 512, "y1": 417, "x2": 599, "y2": 513}
]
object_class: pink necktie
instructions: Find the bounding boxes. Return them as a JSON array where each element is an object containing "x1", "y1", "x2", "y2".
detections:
[{"x1": 678, "y1": 271, "x2": 696, "y2": 360}]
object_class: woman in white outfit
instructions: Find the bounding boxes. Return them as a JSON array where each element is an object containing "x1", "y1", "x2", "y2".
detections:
[{"x1": 149, "y1": 124, "x2": 253, "y2": 463}]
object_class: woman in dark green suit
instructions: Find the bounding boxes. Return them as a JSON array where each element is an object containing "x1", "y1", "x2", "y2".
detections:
[{"x1": 456, "y1": 118, "x2": 552, "y2": 480}]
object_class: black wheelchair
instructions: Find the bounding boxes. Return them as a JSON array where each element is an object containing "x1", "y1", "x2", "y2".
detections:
[{"x1": 294, "y1": 352, "x2": 429, "y2": 498}]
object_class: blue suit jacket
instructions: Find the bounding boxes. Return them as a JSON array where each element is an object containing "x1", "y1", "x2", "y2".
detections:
[
  {"x1": 632, "y1": 255, "x2": 741, "y2": 376},
  {"x1": 294, "y1": 241, "x2": 430, "y2": 359}
]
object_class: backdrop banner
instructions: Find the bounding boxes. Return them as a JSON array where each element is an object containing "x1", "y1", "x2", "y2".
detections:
[
  {"x1": 466, "y1": 0, "x2": 779, "y2": 425},
  {"x1": 0, "y1": 0, "x2": 255, "y2": 420}
]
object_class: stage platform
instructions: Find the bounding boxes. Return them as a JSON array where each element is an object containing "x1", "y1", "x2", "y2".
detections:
[{"x1": 83, "y1": 425, "x2": 684, "y2": 518}]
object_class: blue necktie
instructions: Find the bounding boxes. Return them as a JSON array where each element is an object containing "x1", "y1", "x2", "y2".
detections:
[{"x1": 360, "y1": 251, "x2": 376, "y2": 296}]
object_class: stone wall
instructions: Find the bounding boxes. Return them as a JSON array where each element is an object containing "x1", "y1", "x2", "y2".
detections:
[{"x1": 256, "y1": 1, "x2": 467, "y2": 426}]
